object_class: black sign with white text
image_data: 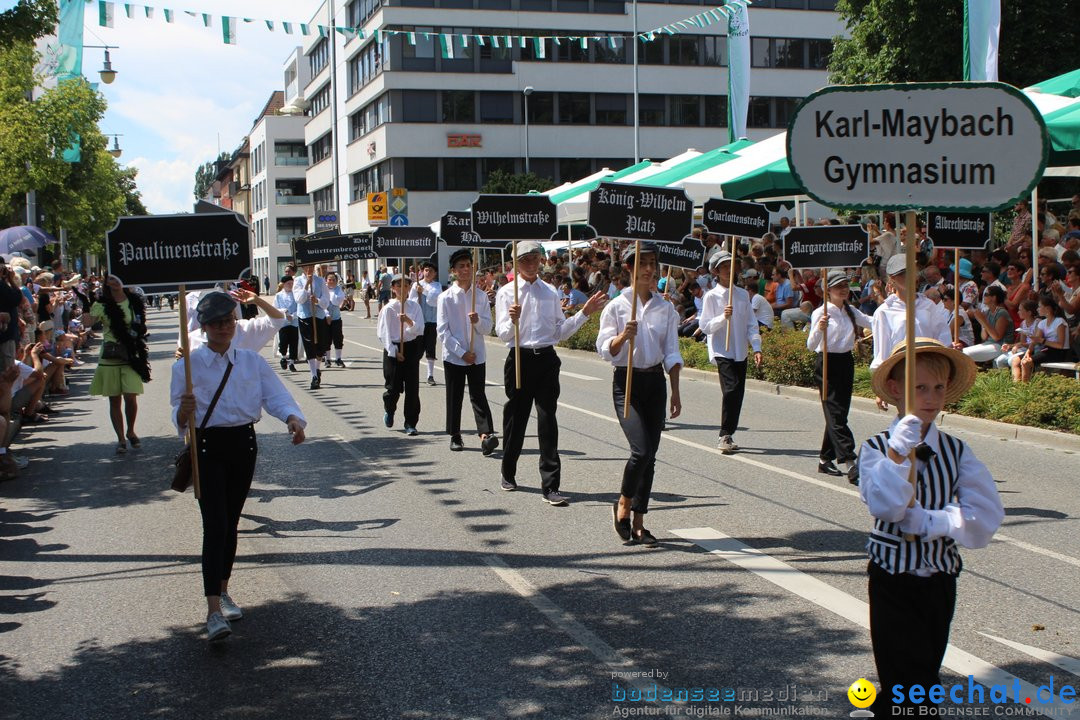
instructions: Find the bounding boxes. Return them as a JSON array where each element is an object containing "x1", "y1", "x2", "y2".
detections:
[
  {"x1": 440, "y1": 211, "x2": 509, "y2": 248},
  {"x1": 783, "y1": 225, "x2": 870, "y2": 270},
  {"x1": 293, "y1": 232, "x2": 377, "y2": 265},
  {"x1": 372, "y1": 226, "x2": 438, "y2": 258},
  {"x1": 470, "y1": 195, "x2": 558, "y2": 241},
  {"x1": 655, "y1": 236, "x2": 708, "y2": 270},
  {"x1": 587, "y1": 182, "x2": 692, "y2": 243},
  {"x1": 106, "y1": 213, "x2": 251, "y2": 289},
  {"x1": 925, "y1": 212, "x2": 993, "y2": 250},
  {"x1": 702, "y1": 198, "x2": 770, "y2": 239}
]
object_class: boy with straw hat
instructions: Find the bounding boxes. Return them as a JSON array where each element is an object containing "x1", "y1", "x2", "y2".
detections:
[{"x1": 858, "y1": 338, "x2": 1003, "y2": 714}]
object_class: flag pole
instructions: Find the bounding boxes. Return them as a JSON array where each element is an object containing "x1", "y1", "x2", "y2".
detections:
[
  {"x1": 178, "y1": 284, "x2": 200, "y2": 499},
  {"x1": 623, "y1": 240, "x2": 641, "y2": 419}
]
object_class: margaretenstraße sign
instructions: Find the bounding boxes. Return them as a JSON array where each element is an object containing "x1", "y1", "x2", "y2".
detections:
[{"x1": 787, "y1": 82, "x2": 1048, "y2": 212}]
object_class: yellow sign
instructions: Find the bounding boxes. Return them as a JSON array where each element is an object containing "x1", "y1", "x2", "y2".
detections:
[{"x1": 367, "y1": 192, "x2": 387, "y2": 226}]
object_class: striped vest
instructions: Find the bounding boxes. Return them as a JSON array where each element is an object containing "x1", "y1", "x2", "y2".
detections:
[{"x1": 864, "y1": 428, "x2": 965, "y2": 576}]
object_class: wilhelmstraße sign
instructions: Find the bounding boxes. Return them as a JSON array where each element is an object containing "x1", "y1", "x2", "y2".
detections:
[
  {"x1": 470, "y1": 194, "x2": 558, "y2": 241},
  {"x1": 440, "y1": 211, "x2": 509, "y2": 248},
  {"x1": 587, "y1": 182, "x2": 692, "y2": 243},
  {"x1": 925, "y1": 212, "x2": 993, "y2": 250},
  {"x1": 783, "y1": 225, "x2": 870, "y2": 270},
  {"x1": 106, "y1": 213, "x2": 251, "y2": 289},
  {"x1": 787, "y1": 82, "x2": 1048, "y2": 212},
  {"x1": 293, "y1": 232, "x2": 376, "y2": 265},
  {"x1": 702, "y1": 198, "x2": 770, "y2": 239},
  {"x1": 655, "y1": 236, "x2": 708, "y2": 270},
  {"x1": 372, "y1": 226, "x2": 438, "y2": 258}
]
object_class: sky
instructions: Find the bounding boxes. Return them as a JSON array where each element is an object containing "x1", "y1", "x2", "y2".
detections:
[{"x1": 24, "y1": 0, "x2": 324, "y2": 213}]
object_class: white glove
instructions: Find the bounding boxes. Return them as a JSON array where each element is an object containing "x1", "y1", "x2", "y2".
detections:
[
  {"x1": 887, "y1": 414, "x2": 923, "y2": 457},
  {"x1": 899, "y1": 503, "x2": 953, "y2": 539},
  {"x1": 898, "y1": 504, "x2": 929, "y2": 535}
]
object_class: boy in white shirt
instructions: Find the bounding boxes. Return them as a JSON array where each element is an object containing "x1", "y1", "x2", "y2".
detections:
[{"x1": 377, "y1": 276, "x2": 424, "y2": 435}]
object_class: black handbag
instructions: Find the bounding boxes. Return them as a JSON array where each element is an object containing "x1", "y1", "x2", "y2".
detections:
[
  {"x1": 101, "y1": 341, "x2": 129, "y2": 362},
  {"x1": 171, "y1": 361, "x2": 234, "y2": 493}
]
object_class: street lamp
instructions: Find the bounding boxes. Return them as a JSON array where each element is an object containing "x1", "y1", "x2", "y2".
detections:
[
  {"x1": 85, "y1": 45, "x2": 119, "y2": 84},
  {"x1": 106, "y1": 134, "x2": 123, "y2": 158},
  {"x1": 523, "y1": 86, "x2": 534, "y2": 175}
]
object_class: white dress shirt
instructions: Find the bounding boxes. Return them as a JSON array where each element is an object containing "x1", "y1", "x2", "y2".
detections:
[
  {"x1": 293, "y1": 274, "x2": 329, "y2": 319},
  {"x1": 698, "y1": 284, "x2": 761, "y2": 362},
  {"x1": 870, "y1": 293, "x2": 953, "y2": 369},
  {"x1": 410, "y1": 280, "x2": 443, "y2": 324},
  {"x1": 376, "y1": 298, "x2": 424, "y2": 354},
  {"x1": 437, "y1": 282, "x2": 493, "y2": 366},
  {"x1": 183, "y1": 315, "x2": 285, "y2": 353},
  {"x1": 860, "y1": 421, "x2": 1004, "y2": 564},
  {"x1": 806, "y1": 302, "x2": 873, "y2": 353},
  {"x1": 749, "y1": 293, "x2": 773, "y2": 328},
  {"x1": 596, "y1": 288, "x2": 683, "y2": 372},
  {"x1": 495, "y1": 276, "x2": 590, "y2": 348},
  {"x1": 169, "y1": 345, "x2": 305, "y2": 435}
]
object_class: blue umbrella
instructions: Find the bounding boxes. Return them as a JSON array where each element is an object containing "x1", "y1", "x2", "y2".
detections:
[{"x1": 0, "y1": 225, "x2": 56, "y2": 256}]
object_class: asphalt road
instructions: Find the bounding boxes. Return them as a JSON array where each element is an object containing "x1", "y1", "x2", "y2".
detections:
[{"x1": 2, "y1": 305, "x2": 1077, "y2": 719}]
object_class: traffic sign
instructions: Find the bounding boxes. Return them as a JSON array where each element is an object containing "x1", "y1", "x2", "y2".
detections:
[
  {"x1": 367, "y1": 192, "x2": 387, "y2": 226},
  {"x1": 389, "y1": 214, "x2": 409, "y2": 226}
]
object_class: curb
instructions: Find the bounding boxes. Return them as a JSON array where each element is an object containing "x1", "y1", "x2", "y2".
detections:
[{"x1": 531, "y1": 339, "x2": 1080, "y2": 454}]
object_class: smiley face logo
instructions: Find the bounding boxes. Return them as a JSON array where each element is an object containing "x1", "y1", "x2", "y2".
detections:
[{"x1": 847, "y1": 678, "x2": 876, "y2": 709}]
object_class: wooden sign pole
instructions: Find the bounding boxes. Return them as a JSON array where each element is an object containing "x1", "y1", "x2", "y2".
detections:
[
  {"x1": 820, "y1": 267, "x2": 829, "y2": 403},
  {"x1": 953, "y1": 249, "x2": 961, "y2": 343},
  {"x1": 177, "y1": 283, "x2": 200, "y2": 499},
  {"x1": 398, "y1": 257, "x2": 406, "y2": 356},
  {"x1": 512, "y1": 240, "x2": 521, "y2": 389},
  {"x1": 903, "y1": 210, "x2": 919, "y2": 541},
  {"x1": 623, "y1": 239, "x2": 641, "y2": 419},
  {"x1": 469, "y1": 248, "x2": 477, "y2": 353},
  {"x1": 725, "y1": 236, "x2": 736, "y2": 351}
]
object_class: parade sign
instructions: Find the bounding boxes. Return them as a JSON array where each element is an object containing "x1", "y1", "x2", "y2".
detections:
[
  {"x1": 587, "y1": 182, "x2": 693, "y2": 243},
  {"x1": 440, "y1": 210, "x2": 508, "y2": 248},
  {"x1": 371, "y1": 226, "x2": 437, "y2": 258},
  {"x1": 293, "y1": 232, "x2": 376, "y2": 265},
  {"x1": 702, "y1": 198, "x2": 770, "y2": 239},
  {"x1": 655, "y1": 236, "x2": 708, "y2": 270},
  {"x1": 925, "y1": 212, "x2": 993, "y2": 250},
  {"x1": 470, "y1": 194, "x2": 557, "y2": 240},
  {"x1": 783, "y1": 225, "x2": 870, "y2": 270},
  {"x1": 105, "y1": 213, "x2": 251, "y2": 288},
  {"x1": 787, "y1": 82, "x2": 1049, "y2": 212}
]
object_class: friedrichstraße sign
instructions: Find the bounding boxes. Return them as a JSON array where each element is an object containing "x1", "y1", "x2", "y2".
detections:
[
  {"x1": 655, "y1": 235, "x2": 708, "y2": 270},
  {"x1": 787, "y1": 82, "x2": 1049, "y2": 213},
  {"x1": 925, "y1": 212, "x2": 993, "y2": 250}
]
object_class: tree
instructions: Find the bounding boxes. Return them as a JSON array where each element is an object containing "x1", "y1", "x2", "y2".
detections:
[
  {"x1": 480, "y1": 170, "x2": 556, "y2": 194},
  {"x1": 829, "y1": 0, "x2": 1079, "y2": 89},
  {"x1": 119, "y1": 166, "x2": 148, "y2": 216},
  {"x1": 193, "y1": 153, "x2": 229, "y2": 200},
  {"x1": 0, "y1": 0, "x2": 58, "y2": 46}
]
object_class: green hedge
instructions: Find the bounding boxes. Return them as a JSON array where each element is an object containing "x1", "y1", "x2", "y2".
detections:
[{"x1": 561, "y1": 320, "x2": 1080, "y2": 434}]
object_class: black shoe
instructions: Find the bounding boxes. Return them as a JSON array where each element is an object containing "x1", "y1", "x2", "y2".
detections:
[
  {"x1": 334, "y1": 359, "x2": 345, "y2": 368},
  {"x1": 310, "y1": 376, "x2": 320, "y2": 390},
  {"x1": 543, "y1": 490, "x2": 569, "y2": 506},
  {"x1": 450, "y1": 435, "x2": 464, "y2": 451},
  {"x1": 481, "y1": 434, "x2": 499, "y2": 456},
  {"x1": 632, "y1": 528, "x2": 659, "y2": 547},
  {"x1": 288, "y1": 362, "x2": 297, "y2": 372},
  {"x1": 612, "y1": 502, "x2": 632, "y2": 542},
  {"x1": 817, "y1": 460, "x2": 843, "y2": 477},
  {"x1": 318, "y1": 370, "x2": 322, "y2": 380},
  {"x1": 427, "y1": 376, "x2": 436, "y2": 386},
  {"x1": 500, "y1": 477, "x2": 517, "y2": 492},
  {"x1": 279, "y1": 358, "x2": 287, "y2": 369},
  {"x1": 847, "y1": 463, "x2": 860, "y2": 486}
]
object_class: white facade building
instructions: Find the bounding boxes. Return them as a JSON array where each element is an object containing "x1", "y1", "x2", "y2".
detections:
[{"x1": 287, "y1": 0, "x2": 843, "y2": 239}]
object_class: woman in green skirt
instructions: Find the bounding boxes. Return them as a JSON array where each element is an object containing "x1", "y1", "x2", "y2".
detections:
[{"x1": 89, "y1": 275, "x2": 151, "y2": 454}]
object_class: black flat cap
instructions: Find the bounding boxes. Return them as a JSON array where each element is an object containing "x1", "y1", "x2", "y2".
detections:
[{"x1": 196, "y1": 291, "x2": 237, "y2": 325}]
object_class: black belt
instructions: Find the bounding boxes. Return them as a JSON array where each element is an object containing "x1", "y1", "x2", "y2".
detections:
[
  {"x1": 199, "y1": 423, "x2": 255, "y2": 437},
  {"x1": 518, "y1": 345, "x2": 554, "y2": 355},
  {"x1": 615, "y1": 363, "x2": 664, "y2": 374}
]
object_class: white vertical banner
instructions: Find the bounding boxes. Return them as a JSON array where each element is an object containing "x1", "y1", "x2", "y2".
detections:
[
  {"x1": 963, "y1": 0, "x2": 1000, "y2": 82},
  {"x1": 726, "y1": 2, "x2": 750, "y2": 142}
]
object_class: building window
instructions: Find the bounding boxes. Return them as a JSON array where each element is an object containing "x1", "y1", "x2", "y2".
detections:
[
  {"x1": 350, "y1": 161, "x2": 388, "y2": 202},
  {"x1": 593, "y1": 38, "x2": 625, "y2": 64},
  {"x1": 442, "y1": 90, "x2": 476, "y2": 123},
  {"x1": 309, "y1": 38, "x2": 329, "y2": 77},
  {"x1": 639, "y1": 94, "x2": 665, "y2": 126},
  {"x1": 749, "y1": 97, "x2": 773, "y2": 128},
  {"x1": 401, "y1": 26, "x2": 436, "y2": 71},
  {"x1": 670, "y1": 37, "x2": 700, "y2": 66},
  {"x1": 402, "y1": 90, "x2": 438, "y2": 122},
  {"x1": 808, "y1": 38, "x2": 832, "y2": 69},
  {"x1": 348, "y1": 40, "x2": 384, "y2": 96},
  {"x1": 703, "y1": 36, "x2": 727, "y2": 66},
  {"x1": 306, "y1": 84, "x2": 331, "y2": 117},
  {"x1": 478, "y1": 28, "x2": 512, "y2": 72},
  {"x1": 594, "y1": 93, "x2": 627, "y2": 125},
  {"x1": 347, "y1": 0, "x2": 381, "y2": 28},
  {"x1": 774, "y1": 38, "x2": 806, "y2": 68},
  {"x1": 559, "y1": 158, "x2": 590, "y2": 184},
  {"x1": 274, "y1": 141, "x2": 307, "y2": 166},
  {"x1": 557, "y1": 38, "x2": 588, "y2": 63},
  {"x1": 775, "y1": 97, "x2": 802, "y2": 128},
  {"x1": 478, "y1": 92, "x2": 513, "y2": 123},
  {"x1": 404, "y1": 158, "x2": 439, "y2": 191},
  {"x1": 704, "y1": 95, "x2": 728, "y2": 127},
  {"x1": 277, "y1": 218, "x2": 308, "y2": 245},
  {"x1": 442, "y1": 27, "x2": 475, "y2": 72},
  {"x1": 641, "y1": 36, "x2": 664, "y2": 64},
  {"x1": 481, "y1": 157, "x2": 516, "y2": 185},
  {"x1": 310, "y1": 132, "x2": 333, "y2": 164},
  {"x1": 443, "y1": 158, "x2": 477, "y2": 191},
  {"x1": 751, "y1": 38, "x2": 772, "y2": 68},
  {"x1": 670, "y1": 95, "x2": 700, "y2": 127},
  {"x1": 525, "y1": 91, "x2": 554, "y2": 124},
  {"x1": 276, "y1": 179, "x2": 309, "y2": 205},
  {"x1": 311, "y1": 184, "x2": 335, "y2": 213},
  {"x1": 558, "y1": 92, "x2": 590, "y2": 124}
]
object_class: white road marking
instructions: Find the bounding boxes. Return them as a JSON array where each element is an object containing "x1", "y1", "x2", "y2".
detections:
[
  {"x1": 672, "y1": 527, "x2": 1073, "y2": 717},
  {"x1": 341, "y1": 328, "x2": 1080, "y2": 571},
  {"x1": 558, "y1": 370, "x2": 600, "y2": 381},
  {"x1": 978, "y1": 632, "x2": 1080, "y2": 678}
]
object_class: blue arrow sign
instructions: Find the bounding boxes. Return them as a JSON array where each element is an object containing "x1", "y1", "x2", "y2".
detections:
[{"x1": 389, "y1": 214, "x2": 408, "y2": 226}]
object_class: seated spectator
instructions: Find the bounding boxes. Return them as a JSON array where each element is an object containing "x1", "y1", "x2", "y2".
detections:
[
  {"x1": 999, "y1": 299, "x2": 1039, "y2": 379},
  {"x1": 743, "y1": 270, "x2": 773, "y2": 329},
  {"x1": 1018, "y1": 295, "x2": 1071, "y2": 381},
  {"x1": 678, "y1": 283, "x2": 705, "y2": 340},
  {"x1": 770, "y1": 267, "x2": 795, "y2": 317},
  {"x1": 964, "y1": 286, "x2": 1014, "y2": 362}
]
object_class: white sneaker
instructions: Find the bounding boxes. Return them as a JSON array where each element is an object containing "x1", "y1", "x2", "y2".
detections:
[
  {"x1": 220, "y1": 592, "x2": 243, "y2": 621},
  {"x1": 717, "y1": 435, "x2": 737, "y2": 454},
  {"x1": 206, "y1": 612, "x2": 231, "y2": 642}
]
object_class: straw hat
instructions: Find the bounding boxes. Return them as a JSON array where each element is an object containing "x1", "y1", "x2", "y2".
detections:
[
  {"x1": 870, "y1": 337, "x2": 977, "y2": 406},
  {"x1": 62, "y1": 274, "x2": 83, "y2": 288}
]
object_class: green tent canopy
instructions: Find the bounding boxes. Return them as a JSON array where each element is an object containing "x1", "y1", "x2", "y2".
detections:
[
  {"x1": 546, "y1": 160, "x2": 653, "y2": 205},
  {"x1": 626, "y1": 138, "x2": 754, "y2": 188},
  {"x1": 1027, "y1": 68, "x2": 1080, "y2": 99}
]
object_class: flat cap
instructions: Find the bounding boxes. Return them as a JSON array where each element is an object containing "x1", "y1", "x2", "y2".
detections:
[
  {"x1": 622, "y1": 241, "x2": 658, "y2": 263},
  {"x1": 196, "y1": 291, "x2": 237, "y2": 325},
  {"x1": 742, "y1": 268, "x2": 759, "y2": 280},
  {"x1": 449, "y1": 248, "x2": 473, "y2": 266},
  {"x1": 885, "y1": 254, "x2": 909, "y2": 276},
  {"x1": 514, "y1": 240, "x2": 543, "y2": 259},
  {"x1": 391, "y1": 273, "x2": 405, "y2": 283},
  {"x1": 826, "y1": 270, "x2": 849, "y2": 288},
  {"x1": 708, "y1": 250, "x2": 733, "y2": 271}
]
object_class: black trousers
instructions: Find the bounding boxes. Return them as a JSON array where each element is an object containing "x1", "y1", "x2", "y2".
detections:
[
  {"x1": 868, "y1": 561, "x2": 957, "y2": 714},
  {"x1": 383, "y1": 338, "x2": 422, "y2": 426},
  {"x1": 299, "y1": 317, "x2": 331, "y2": 360},
  {"x1": 328, "y1": 318, "x2": 344, "y2": 350},
  {"x1": 714, "y1": 357, "x2": 748, "y2": 437},
  {"x1": 444, "y1": 361, "x2": 494, "y2": 437},
  {"x1": 423, "y1": 322, "x2": 437, "y2": 359},
  {"x1": 613, "y1": 367, "x2": 666, "y2": 514},
  {"x1": 196, "y1": 424, "x2": 258, "y2": 597},
  {"x1": 277, "y1": 326, "x2": 298, "y2": 361},
  {"x1": 502, "y1": 348, "x2": 561, "y2": 492},
  {"x1": 814, "y1": 352, "x2": 856, "y2": 463}
]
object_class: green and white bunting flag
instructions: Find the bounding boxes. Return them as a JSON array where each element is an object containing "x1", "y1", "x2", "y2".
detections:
[
  {"x1": 144, "y1": 5, "x2": 153, "y2": 19},
  {"x1": 265, "y1": 19, "x2": 274, "y2": 31},
  {"x1": 476, "y1": 34, "x2": 485, "y2": 46},
  {"x1": 407, "y1": 31, "x2": 416, "y2": 45},
  {"x1": 300, "y1": 23, "x2": 310, "y2": 36},
  {"x1": 201, "y1": 13, "x2": 210, "y2": 27},
  {"x1": 124, "y1": 3, "x2": 133, "y2": 18},
  {"x1": 282, "y1": 21, "x2": 293, "y2": 34},
  {"x1": 222, "y1": 16, "x2": 237, "y2": 45},
  {"x1": 726, "y1": 0, "x2": 750, "y2": 142},
  {"x1": 98, "y1": 1, "x2": 114, "y2": 27},
  {"x1": 163, "y1": 8, "x2": 172, "y2": 22},
  {"x1": 318, "y1": 25, "x2": 327, "y2": 37},
  {"x1": 438, "y1": 34, "x2": 454, "y2": 59},
  {"x1": 963, "y1": 0, "x2": 1000, "y2": 82},
  {"x1": 534, "y1": 37, "x2": 545, "y2": 59},
  {"x1": 578, "y1": 36, "x2": 587, "y2": 50}
]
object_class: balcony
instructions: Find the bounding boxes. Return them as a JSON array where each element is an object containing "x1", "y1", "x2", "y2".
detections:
[
  {"x1": 275, "y1": 194, "x2": 311, "y2": 205},
  {"x1": 275, "y1": 156, "x2": 309, "y2": 167}
]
